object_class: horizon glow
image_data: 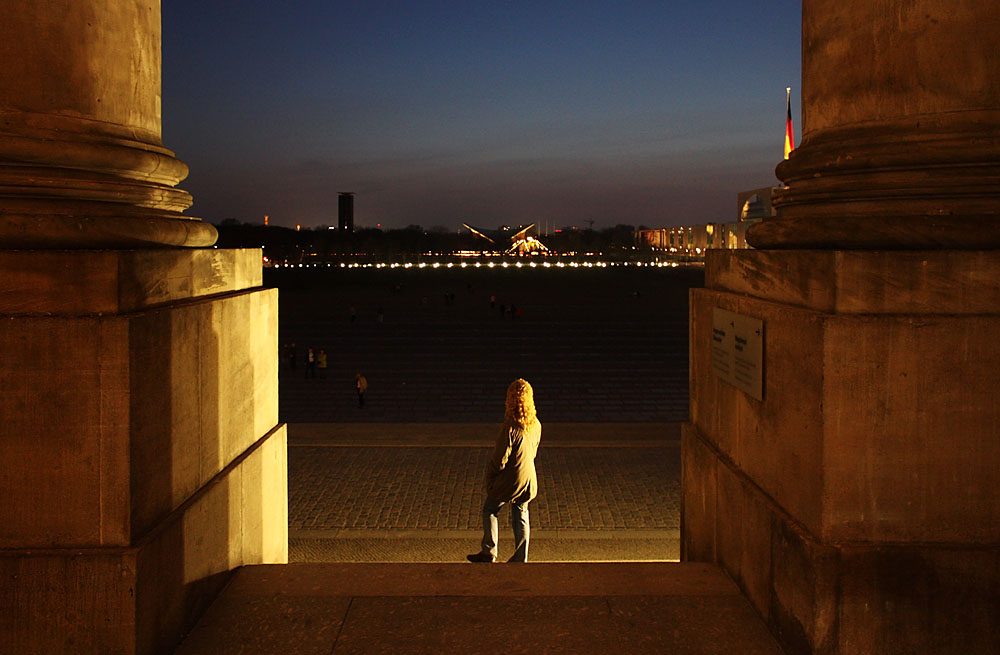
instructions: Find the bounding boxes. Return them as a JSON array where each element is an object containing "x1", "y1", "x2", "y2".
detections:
[{"x1": 162, "y1": 1, "x2": 801, "y2": 231}]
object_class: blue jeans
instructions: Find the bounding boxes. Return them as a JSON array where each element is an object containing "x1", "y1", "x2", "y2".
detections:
[{"x1": 480, "y1": 496, "x2": 530, "y2": 562}]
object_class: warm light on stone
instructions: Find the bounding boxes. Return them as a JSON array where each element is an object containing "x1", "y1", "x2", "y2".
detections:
[
  {"x1": 0, "y1": 0, "x2": 216, "y2": 248},
  {"x1": 688, "y1": 2, "x2": 1000, "y2": 653},
  {"x1": 750, "y1": 0, "x2": 1000, "y2": 250},
  {"x1": 0, "y1": 3, "x2": 283, "y2": 653}
]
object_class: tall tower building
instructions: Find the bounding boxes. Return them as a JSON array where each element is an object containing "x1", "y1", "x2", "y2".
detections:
[{"x1": 338, "y1": 192, "x2": 355, "y2": 232}]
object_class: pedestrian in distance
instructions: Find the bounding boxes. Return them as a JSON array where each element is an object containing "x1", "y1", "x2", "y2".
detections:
[
  {"x1": 467, "y1": 379, "x2": 542, "y2": 564},
  {"x1": 355, "y1": 373, "x2": 368, "y2": 408},
  {"x1": 317, "y1": 349, "x2": 328, "y2": 379},
  {"x1": 305, "y1": 347, "x2": 316, "y2": 379}
]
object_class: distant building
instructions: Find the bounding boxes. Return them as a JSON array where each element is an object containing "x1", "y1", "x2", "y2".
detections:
[
  {"x1": 338, "y1": 192, "x2": 355, "y2": 232},
  {"x1": 635, "y1": 186, "x2": 781, "y2": 256},
  {"x1": 737, "y1": 186, "x2": 778, "y2": 221}
]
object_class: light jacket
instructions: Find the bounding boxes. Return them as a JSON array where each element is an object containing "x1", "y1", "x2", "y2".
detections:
[{"x1": 486, "y1": 419, "x2": 542, "y2": 503}]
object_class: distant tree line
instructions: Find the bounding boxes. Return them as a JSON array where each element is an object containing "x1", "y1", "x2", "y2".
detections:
[{"x1": 213, "y1": 219, "x2": 648, "y2": 263}]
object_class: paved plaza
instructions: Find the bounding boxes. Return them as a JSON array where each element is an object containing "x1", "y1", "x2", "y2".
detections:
[
  {"x1": 273, "y1": 266, "x2": 701, "y2": 562},
  {"x1": 287, "y1": 423, "x2": 680, "y2": 561},
  {"x1": 275, "y1": 265, "x2": 698, "y2": 423}
]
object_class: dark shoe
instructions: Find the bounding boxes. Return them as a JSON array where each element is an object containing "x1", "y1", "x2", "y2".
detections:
[{"x1": 466, "y1": 552, "x2": 495, "y2": 563}]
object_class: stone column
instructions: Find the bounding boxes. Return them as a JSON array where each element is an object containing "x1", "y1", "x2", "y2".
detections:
[
  {"x1": 749, "y1": 0, "x2": 1000, "y2": 250},
  {"x1": 685, "y1": 1, "x2": 1000, "y2": 653},
  {"x1": 0, "y1": 2, "x2": 286, "y2": 653},
  {"x1": 0, "y1": 0, "x2": 216, "y2": 247}
]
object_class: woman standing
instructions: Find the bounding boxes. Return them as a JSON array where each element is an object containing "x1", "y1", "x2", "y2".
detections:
[{"x1": 467, "y1": 379, "x2": 542, "y2": 563}]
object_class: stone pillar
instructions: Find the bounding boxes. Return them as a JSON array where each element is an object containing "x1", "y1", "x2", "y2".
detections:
[
  {"x1": 0, "y1": 0, "x2": 216, "y2": 248},
  {"x1": 684, "y1": 1, "x2": 1000, "y2": 653},
  {"x1": 750, "y1": 0, "x2": 1000, "y2": 250},
  {"x1": 0, "y1": 2, "x2": 286, "y2": 653}
]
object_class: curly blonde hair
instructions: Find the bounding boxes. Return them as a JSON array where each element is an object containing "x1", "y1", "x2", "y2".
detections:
[{"x1": 504, "y1": 378, "x2": 537, "y2": 428}]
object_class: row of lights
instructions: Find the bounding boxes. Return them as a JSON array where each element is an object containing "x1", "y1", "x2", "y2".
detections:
[{"x1": 268, "y1": 261, "x2": 682, "y2": 269}]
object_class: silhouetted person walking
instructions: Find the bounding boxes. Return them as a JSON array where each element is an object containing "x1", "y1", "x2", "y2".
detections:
[
  {"x1": 355, "y1": 373, "x2": 367, "y2": 408},
  {"x1": 305, "y1": 347, "x2": 316, "y2": 378},
  {"x1": 467, "y1": 379, "x2": 542, "y2": 563}
]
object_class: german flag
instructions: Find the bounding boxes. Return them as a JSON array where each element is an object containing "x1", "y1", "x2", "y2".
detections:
[{"x1": 784, "y1": 87, "x2": 795, "y2": 160}]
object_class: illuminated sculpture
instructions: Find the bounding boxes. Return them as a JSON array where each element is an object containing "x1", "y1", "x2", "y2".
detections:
[{"x1": 462, "y1": 223, "x2": 550, "y2": 254}]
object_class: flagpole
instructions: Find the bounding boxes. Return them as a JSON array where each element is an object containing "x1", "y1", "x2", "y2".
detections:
[{"x1": 784, "y1": 87, "x2": 794, "y2": 161}]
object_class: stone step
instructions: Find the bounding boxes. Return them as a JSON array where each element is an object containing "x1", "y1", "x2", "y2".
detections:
[
  {"x1": 287, "y1": 533, "x2": 679, "y2": 563},
  {"x1": 174, "y1": 562, "x2": 785, "y2": 654}
]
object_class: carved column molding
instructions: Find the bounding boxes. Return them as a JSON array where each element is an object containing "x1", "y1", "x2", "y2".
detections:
[
  {"x1": 751, "y1": 0, "x2": 1000, "y2": 249},
  {"x1": 0, "y1": 0, "x2": 216, "y2": 248}
]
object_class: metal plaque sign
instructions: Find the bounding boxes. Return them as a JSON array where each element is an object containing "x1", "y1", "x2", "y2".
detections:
[{"x1": 711, "y1": 308, "x2": 764, "y2": 400}]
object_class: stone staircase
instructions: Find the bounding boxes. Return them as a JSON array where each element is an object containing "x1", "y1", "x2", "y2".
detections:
[{"x1": 175, "y1": 562, "x2": 784, "y2": 654}]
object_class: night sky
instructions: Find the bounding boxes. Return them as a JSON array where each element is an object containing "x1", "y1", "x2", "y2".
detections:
[{"x1": 161, "y1": 1, "x2": 801, "y2": 231}]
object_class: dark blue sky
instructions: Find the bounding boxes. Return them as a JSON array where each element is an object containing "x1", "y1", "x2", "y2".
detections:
[{"x1": 162, "y1": 1, "x2": 801, "y2": 231}]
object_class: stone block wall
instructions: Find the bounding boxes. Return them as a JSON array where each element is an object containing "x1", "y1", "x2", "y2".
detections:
[
  {"x1": 682, "y1": 249, "x2": 1000, "y2": 654},
  {"x1": 0, "y1": 248, "x2": 287, "y2": 654}
]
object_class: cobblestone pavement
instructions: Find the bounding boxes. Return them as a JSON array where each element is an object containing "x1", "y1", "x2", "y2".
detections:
[
  {"x1": 287, "y1": 423, "x2": 681, "y2": 562},
  {"x1": 289, "y1": 444, "x2": 679, "y2": 531}
]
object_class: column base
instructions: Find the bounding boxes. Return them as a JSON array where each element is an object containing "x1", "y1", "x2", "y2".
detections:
[
  {"x1": 0, "y1": 211, "x2": 218, "y2": 249},
  {"x1": 747, "y1": 214, "x2": 1000, "y2": 250}
]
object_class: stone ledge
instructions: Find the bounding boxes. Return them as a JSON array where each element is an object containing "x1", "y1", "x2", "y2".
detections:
[
  {"x1": 228, "y1": 561, "x2": 734, "y2": 597},
  {"x1": 0, "y1": 248, "x2": 262, "y2": 315},
  {"x1": 707, "y1": 249, "x2": 1000, "y2": 314}
]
